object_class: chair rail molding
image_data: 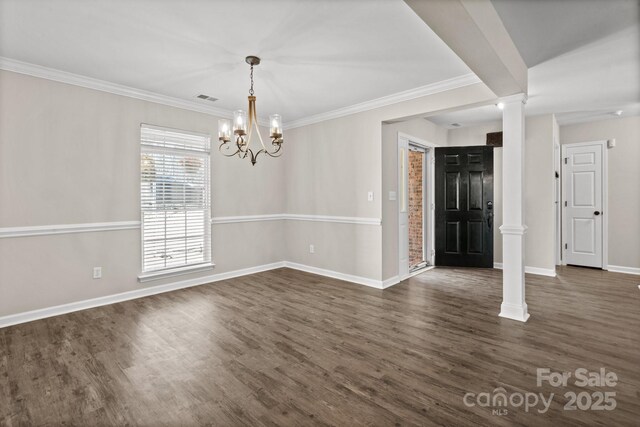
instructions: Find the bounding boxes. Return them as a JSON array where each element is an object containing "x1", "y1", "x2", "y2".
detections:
[
  {"x1": 0, "y1": 214, "x2": 382, "y2": 239},
  {"x1": 0, "y1": 221, "x2": 141, "y2": 238}
]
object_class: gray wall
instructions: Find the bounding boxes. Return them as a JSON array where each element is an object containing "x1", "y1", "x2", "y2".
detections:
[
  {"x1": 0, "y1": 70, "x2": 286, "y2": 317},
  {"x1": 0, "y1": 68, "x2": 496, "y2": 317},
  {"x1": 447, "y1": 115, "x2": 557, "y2": 273},
  {"x1": 560, "y1": 116, "x2": 640, "y2": 270}
]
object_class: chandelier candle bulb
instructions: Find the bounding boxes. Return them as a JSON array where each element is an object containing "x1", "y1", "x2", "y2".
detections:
[
  {"x1": 233, "y1": 110, "x2": 247, "y2": 135},
  {"x1": 218, "y1": 119, "x2": 231, "y2": 142},
  {"x1": 270, "y1": 114, "x2": 282, "y2": 138}
]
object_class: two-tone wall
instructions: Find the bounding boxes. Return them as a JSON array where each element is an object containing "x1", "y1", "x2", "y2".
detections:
[
  {"x1": 0, "y1": 70, "x2": 286, "y2": 320},
  {"x1": 446, "y1": 115, "x2": 557, "y2": 275},
  {"x1": 560, "y1": 116, "x2": 640, "y2": 272},
  {"x1": 381, "y1": 114, "x2": 557, "y2": 280},
  {"x1": 0, "y1": 68, "x2": 496, "y2": 322}
]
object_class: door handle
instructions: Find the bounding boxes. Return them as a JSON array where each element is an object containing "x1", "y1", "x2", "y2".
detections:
[
  {"x1": 594, "y1": 211, "x2": 601, "y2": 216},
  {"x1": 487, "y1": 212, "x2": 493, "y2": 228}
]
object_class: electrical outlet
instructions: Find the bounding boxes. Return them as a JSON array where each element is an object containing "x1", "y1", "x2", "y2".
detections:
[
  {"x1": 367, "y1": 191, "x2": 374, "y2": 202},
  {"x1": 309, "y1": 244, "x2": 315, "y2": 254},
  {"x1": 93, "y1": 267, "x2": 102, "y2": 279}
]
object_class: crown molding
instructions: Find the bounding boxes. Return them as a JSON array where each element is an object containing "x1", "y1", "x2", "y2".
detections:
[
  {"x1": 284, "y1": 73, "x2": 482, "y2": 129},
  {"x1": 0, "y1": 56, "x2": 235, "y2": 118},
  {"x1": 499, "y1": 93, "x2": 528, "y2": 105},
  {"x1": 1, "y1": 57, "x2": 480, "y2": 130}
]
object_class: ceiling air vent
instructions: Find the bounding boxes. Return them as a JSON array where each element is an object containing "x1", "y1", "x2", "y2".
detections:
[
  {"x1": 450, "y1": 123, "x2": 461, "y2": 128},
  {"x1": 196, "y1": 94, "x2": 218, "y2": 102}
]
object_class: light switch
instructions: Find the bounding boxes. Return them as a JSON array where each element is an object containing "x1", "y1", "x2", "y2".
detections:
[
  {"x1": 367, "y1": 191, "x2": 374, "y2": 202},
  {"x1": 389, "y1": 191, "x2": 397, "y2": 201}
]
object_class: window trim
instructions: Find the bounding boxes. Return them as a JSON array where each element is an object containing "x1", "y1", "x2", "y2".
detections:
[
  {"x1": 137, "y1": 262, "x2": 215, "y2": 283},
  {"x1": 139, "y1": 123, "x2": 213, "y2": 277}
]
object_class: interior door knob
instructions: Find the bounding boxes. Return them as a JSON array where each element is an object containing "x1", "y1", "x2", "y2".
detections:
[{"x1": 594, "y1": 211, "x2": 601, "y2": 216}]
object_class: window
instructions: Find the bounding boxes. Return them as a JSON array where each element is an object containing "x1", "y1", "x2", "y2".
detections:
[{"x1": 140, "y1": 124, "x2": 211, "y2": 274}]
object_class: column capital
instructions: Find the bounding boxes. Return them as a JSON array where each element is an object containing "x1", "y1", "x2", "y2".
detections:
[{"x1": 500, "y1": 93, "x2": 528, "y2": 105}]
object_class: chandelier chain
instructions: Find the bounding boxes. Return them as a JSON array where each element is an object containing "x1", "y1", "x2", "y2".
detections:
[{"x1": 249, "y1": 64, "x2": 254, "y2": 96}]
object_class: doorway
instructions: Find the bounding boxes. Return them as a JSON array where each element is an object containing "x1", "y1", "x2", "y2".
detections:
[
  {"x1": 562, "y1": 141, "x2": 608, "y2": 269},
  {"x1": 398, "y1": 133, "x2": 436, "y2": 280}
]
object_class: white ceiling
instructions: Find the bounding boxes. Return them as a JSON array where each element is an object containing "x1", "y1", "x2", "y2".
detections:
[
  {"x1": 428, "y1": 6, "x2": 640, "y2": 128},
  {"x1": 0, "y1": 0, "x2": 472, "y2": 123},
  {"x1": 492, "y1": 0, "x2": 639, "y2": 67}
]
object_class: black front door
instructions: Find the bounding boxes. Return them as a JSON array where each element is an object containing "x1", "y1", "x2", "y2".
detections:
[{"x1": 435, "y1": 146, "x2": 494, "y2": 267}]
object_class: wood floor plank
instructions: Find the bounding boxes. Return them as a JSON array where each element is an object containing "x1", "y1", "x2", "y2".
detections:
[{"x1": 0, "y1": 265, "x2": 638, "y2": 426}]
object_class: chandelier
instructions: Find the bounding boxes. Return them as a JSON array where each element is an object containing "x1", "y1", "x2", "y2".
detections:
[{"x1": 218, "y1": 56, "x2": 283, "y2": 166}]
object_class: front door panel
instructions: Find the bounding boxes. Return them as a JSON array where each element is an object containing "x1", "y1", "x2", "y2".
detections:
[{"x1": 435, "y1": 146, "x2": 493, "y2": 267}]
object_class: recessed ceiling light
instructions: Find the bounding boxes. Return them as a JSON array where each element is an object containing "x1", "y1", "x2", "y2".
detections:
[
  {"x1": 613, "y1": 110, "x2": 623, "y2": 116},
  {"x1": 496, "y1": 102, "x2": 505, "y2": 110}
]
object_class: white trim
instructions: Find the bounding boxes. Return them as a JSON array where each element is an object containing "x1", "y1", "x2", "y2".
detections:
[
  {"x1": 0, "y1": 221, "x2": 140, "y2": 238},
  {"x1": 561, "y1": 140, "x2": 608, "y2": 269},
  {"x1": 397, "y1": 133, "x2": 439, "y2": 279},
  {"x1": 382, "y1": 276, "x2": 401, "y2": 289},
  {"x1": 284, "y1": 73, "x2": 482, "y2": 129},
  {"x1": 1, "y1": 57, "x2": 479, "y2": 130},
  {"x1": 0, "y1": 215, "x2": 381, "y2": 239},
  {"x1": 499, "y1": 93, "x2": 528, "y2": 105},
  {"x1": 138, "y1": 263, "x2": 215, "y2": 283},
  {"x1": 284, "y1": 214, "x2": 381, "y2": 226},
  {"x1": 493, "y1": 263, "x2": 557, "y2": 277},
  {"x1": 523, "y1": 266, "x2": 557, "y2": 277},
  {"x1": 212, "y1": 214, "x2": 381, "y2": 226},
  {"x1": 606, "y1": 265, "x2": 640, "y2": 276},
  {"x1": 0, "y1": 260, "x2": 401, "y2": 329},
  {"x1": 499, "y1": 225, "x2": 528, "y2": 235},
  {"x1": 283, "y1": 261, "x2": 384, "y2": 289},
  {"x1": 0, "y1": 262, "x2": 286, "y2": 329},
  {"x1": 499, "y1": 302, "x2": 530, "y2": 322},
  {"x1": 211, "y1": 214, "x2": 286, "y2": 224},
  {"x1": 0, "y1": 57, "x2": 233, "y2": 118}
]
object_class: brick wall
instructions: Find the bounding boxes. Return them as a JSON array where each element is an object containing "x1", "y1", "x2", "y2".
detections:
[{"x1": 408, "y1": 150, "x2": 424, "y2": 267}]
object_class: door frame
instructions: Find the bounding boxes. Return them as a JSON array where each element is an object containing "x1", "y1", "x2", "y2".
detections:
[
  {"x1": 398, "y1": 132, "x2": 438, "y2": 280},
  {"x1": 561, "y1": 140, "x2": 608, "y2": 269}
]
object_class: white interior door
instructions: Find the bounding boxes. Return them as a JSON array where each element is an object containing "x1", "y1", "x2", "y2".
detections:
[
  {"x1": 398, "y1": 137, "x2": 409, "y2": 279},
  {"x1": 563, "y1": 142, "x2": 604, "y2": 268}
]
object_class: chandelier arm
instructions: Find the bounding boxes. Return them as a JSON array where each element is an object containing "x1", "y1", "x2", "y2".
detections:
[
  {"x1": 218, "y1": 141, "x2": 241, "y2": 157},
  {"x1": 262, "y1": 146, "x2": 283, "y2": 158}
]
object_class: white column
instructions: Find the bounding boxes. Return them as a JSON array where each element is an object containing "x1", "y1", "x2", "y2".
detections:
[{"x1": 499, "y1": 93, "x2": 529, "y2": 322}]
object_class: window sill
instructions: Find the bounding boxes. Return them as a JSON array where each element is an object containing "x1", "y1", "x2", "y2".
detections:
[{"x1": 138, "y1": 263, "x2": 215, "y2": 283}]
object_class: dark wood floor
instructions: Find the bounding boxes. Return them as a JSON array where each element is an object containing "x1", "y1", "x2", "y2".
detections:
[{"x1": 1, "y1": 266, "x2": 638, "y2": 426}]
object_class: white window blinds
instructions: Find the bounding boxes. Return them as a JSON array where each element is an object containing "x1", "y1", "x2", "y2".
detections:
[{"x1": 140, "y1": 124, "x2": 211, "y2": 273}]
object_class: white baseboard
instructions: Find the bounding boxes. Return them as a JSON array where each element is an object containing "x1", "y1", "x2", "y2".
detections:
[
  {"x1": 382, "y1": 276, "x2": 401, "y2": 289},
  {"x1": 0, "y1": 260, "x2": 392, "y2": 328},
  {"x1": 0, "y1": 262, "x2": 286, "y2": 329},
  {"x1": 283, "y1": 261, "x2": 385, "y2": 289},
  {"x1": 606, "y1": 265, "x2": 640, "y2": 276},
  {"x1": 493, "y1": 263, "x2": 557, "y2": 277},
  {"x1": 499, "y1": 302, "x2": 530, "y2": 322}
]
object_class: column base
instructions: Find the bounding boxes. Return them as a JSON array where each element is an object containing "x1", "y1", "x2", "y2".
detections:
[{"x1": 499, "y1": 302, "x2": 530, "y2": 322}]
